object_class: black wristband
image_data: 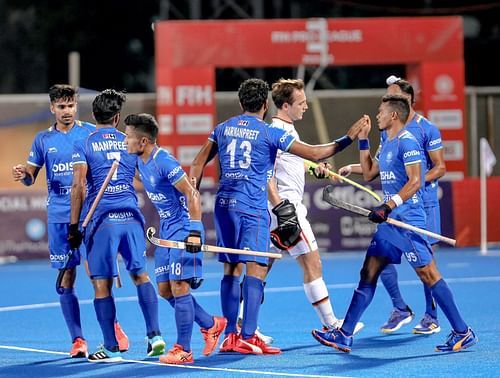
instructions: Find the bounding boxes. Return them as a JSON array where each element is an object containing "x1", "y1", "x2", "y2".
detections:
[
  {"x1": 69, "y1": 224, "x2": 79, "y2": 233},
  {"x1": 334, "y1": 135, "x2": 353, "y2": 152}
]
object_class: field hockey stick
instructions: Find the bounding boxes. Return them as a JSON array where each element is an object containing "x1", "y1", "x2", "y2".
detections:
[
  {"x1": 304, "y1": 159, "x2": 381, "y2": 202},
  {"x1": 147, "y1": 227, "x2": 283, "y2": 259},
  {"x1": 56, "y1": 160, "x2": 120, "y2": 294},
  {"x1": 322, "y1": 185, "x2": 456, "y2": 246}
]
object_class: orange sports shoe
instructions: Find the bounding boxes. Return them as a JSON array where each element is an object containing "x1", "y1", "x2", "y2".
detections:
[
  {"x1": 201, "y1": 316, "x2": 228, "y2": 356},
  {"x1": 159, "y1": 344, "x2": 194, "y2": 365},
  {"x1": 69, "y1": 337, "x2": 88, "y2": 358},
  {"x1": 233, "y1": 334, "x2": 281, "y2": 355},
  {"x1": 219, "y1": 332, "x2": 240, "y2": 353},
  {"x1": 114, "y1": 322, "x2": 129, "y2": 352}
]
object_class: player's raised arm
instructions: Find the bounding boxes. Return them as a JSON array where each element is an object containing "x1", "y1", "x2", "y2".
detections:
[
  {"x1": 189, "y1": 139, "x2": 218, "y2": 190},
  {"x1": 288, "y1": 115, "x2": 366, "y2": 162},
  {"x1": 358, "y1": 116, "x2": 380, "y2": 182}
]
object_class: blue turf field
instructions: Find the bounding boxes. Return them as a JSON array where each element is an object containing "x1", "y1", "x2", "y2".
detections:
[{"x1": 1, "y1": 247, "x2": 499, "y2": 377}]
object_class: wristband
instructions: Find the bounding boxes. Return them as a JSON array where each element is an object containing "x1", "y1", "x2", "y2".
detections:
[
  {"x1": 21, "y1": 174, "x2": 33, "y2": 186},
  {"x1": 358, "y1": 139, "x2": 370, "y2": 150},
  {"x1": 69, "y1": 223, "x2": 80, "y2": 233},
  {"x1": 189, "y1": 220, "x2": 203, "y2": 233},
  {"x1": 334, "y1": 135, "x2": 353, "y2": 152},
  {"x1": 391, "y1": 194, "x2": 403, "y2": 207}
]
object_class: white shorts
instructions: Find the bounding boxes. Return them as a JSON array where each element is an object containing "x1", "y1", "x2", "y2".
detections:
[{"x1": 269, "y1": 201, "x2": 318, "y2": 258}]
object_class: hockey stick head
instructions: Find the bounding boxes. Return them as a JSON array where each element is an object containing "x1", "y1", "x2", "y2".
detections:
[
  {"x1": 55, "y1": 249, "x2": 75, "y2": 294},
  {"x1": 322, "y1": 185, "x2": 371, "y2": 216},
  {"x1": 146, "y1": 227, "x2": 157, "y2": 241},
  {"x1": 322, "y1": 185, "x2": 343, "y2": 209}
]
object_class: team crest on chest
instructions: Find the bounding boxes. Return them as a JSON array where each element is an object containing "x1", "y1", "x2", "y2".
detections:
[{"x1": 385, "y1": 151, "x2": 393, "y2": 164}]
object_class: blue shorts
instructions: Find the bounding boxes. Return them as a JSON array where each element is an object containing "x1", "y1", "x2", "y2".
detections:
[
  {"x1": 367, "y1": 223, "x2": 433, "y2": 268},
  {"x1": 48, "y1": 223, "x2": 82, "y2": 269},
  {"x1": 154, "y1": 220, "x2": 203, "y2": 283},
  {"x1": 85, "y1": 211, "x2": 147, "y2": 280},
  {"x1": 214, "y1": 199, "x2": 271, "y2": 265},
  {"x1": 425, "y1": 203, "x2": 441, "y2": 245}
]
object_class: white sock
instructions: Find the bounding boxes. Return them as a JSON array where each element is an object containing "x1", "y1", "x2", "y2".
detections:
[
  {"x1": 303, "y1": 277, "x2": 337, "y2": 327},
  {"x1": 238, "y1": 300, "x2": 244, "y2": 321}
]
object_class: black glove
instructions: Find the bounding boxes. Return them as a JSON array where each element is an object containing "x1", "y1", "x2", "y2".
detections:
[
  {"x1": 368, "y1": 203, "x2": 392, "y2": 224},
  {"x1": 68, "y1": 223, "x2": 83, "y2": 250},
  {"x1": 270, "y1": 200, "x2": 302, "y2": 250},
  {"x1": 308, "y1": 163, "x2": 327, "y2": 179},
  {"x1": 184, "y1": 229, "x2": 202, "y2": 253},
  {"x1": 189, "y1": 278, "x2": 204, "y2": 290}
]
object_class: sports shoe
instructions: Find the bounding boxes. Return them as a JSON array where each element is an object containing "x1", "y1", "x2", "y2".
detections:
[
  {"x1": 87, "y1": 345, "x2": 123, "y2": 363},
  {"x1": 435, "y1": 327, "x2": 478, "y2": 352},
  {"x1": 331, "y1": 319, "x2": 365, "y2": 335},
  {"x1": 311, "y1": 327, "x2": 353, "y2": 353},
  {"x1": 233, "y1": 334, "x2": 281, "y2": 355},
  {"x1": 255, "y1": 327, "x2": 274, "y2": 345},
  {"x1": 380, "y1": 306, "x2": 415, "y2": 333},
  {"x1": 147, "y1": 335, "x2": 166, "y2": 357},
  {"x1": 412, "y1": 314, "x2": 441, "y2": 335},
  {"x1": 237, "y1": 316, "x2": 274, "y2": 345},
  {"x1": 201, "y1": 316, "x2": 227, "y2": 356},
  {"x1": 114, "y1": 322, "x2": 129, "y2": 352},
  {"x1": 159, "y1": 344, "x2": 194, "y2": 364},
  {"x1": 219, "y1": 332, "x2": 240, "y2": 353},
  {"x1": 69, "y1": 337, "x2": 88, "y2": 358}
]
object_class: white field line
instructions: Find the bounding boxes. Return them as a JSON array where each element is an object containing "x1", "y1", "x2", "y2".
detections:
[
  {"x1": 0, "y1": 344, "x2": 351, "y2": 378},
  {"x1": 1, "y1": 275, "x2": 499, "y2": 313}
]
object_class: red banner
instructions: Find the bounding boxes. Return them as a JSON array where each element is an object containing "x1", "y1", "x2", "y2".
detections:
[{"x1": 155, "y1": 17, "x2": 466, "y2": 180}]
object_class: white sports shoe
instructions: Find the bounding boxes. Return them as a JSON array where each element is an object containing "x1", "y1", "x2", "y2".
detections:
[
  {"x1": 237, "y1": 317, "x2": 274, "y2": 345},
  {"x1": 255, "y1": 327, "x2": 274, "y2": 345},
  {"x1": 332, "y1": 318, "x2": 365, "y2": 335}
]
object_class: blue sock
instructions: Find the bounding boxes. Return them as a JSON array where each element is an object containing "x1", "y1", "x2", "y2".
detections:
[
  {"x1": 342, "y1": 282, "x2": 377, "y2": 336},
  {"x1": 175, "y1": 294, "x2": 194, "y2": 351},
  {"x1": 220, "y1": 275, "x2": 240, "y2": 335},
  {"x1": 241, "y1": 275, "x2": 264, "y2": 340},
  {"x1": 59, "y1": 288, "x2": 83, "y2": 342},
  {"x1": 166, "y1": 296, "x2": 176, "y2": 308},
  {"x1": 94, "y1": 296, "x2": 118, "y2": 351},
  {"x1": 380, "y1": 264, "x2": 407, "y2": 310},
  {"x1": 192, "y1": 296, "x2": 214, "y2": 329},
  {"x1": 165, "y1": 294, "x2": 213, "y2": 329},
  {"x1": 430, "y1": 279, "x2": 467, "y2": 333},
  {"x1": 137, "y1": 281, "x2": 160, "y2": 338},
  {"x1": 423, "y1": 283, "x2": 438, "y2": 318}
]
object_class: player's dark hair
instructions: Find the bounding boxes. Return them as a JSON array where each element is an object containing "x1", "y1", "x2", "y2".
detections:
[
  {"x1": 124, "y1": 113, "x2": 158, "y2": 142},
  {"x1": 48, "y1": 84, "x2": 77, "y2": 103},
  {"x1": 382, "y1": 94, "x2": 411, "y2": 123},
  {"x1": 391, "y1": 79, "x2": 415, "y2": 105},
  {"x1": 92, "y1": 89, "x2": 126, "y2": 124},
  {"x1": 271, "y1": 78, "x2": 305, "y2": 109},
  {"x1": 238, "y1": 78, "x2": 269, "y2": 113}
]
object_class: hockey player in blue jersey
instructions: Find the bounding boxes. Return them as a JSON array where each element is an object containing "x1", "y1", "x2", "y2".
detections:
[
  {"x1": 338, "y1": 78, "x2": 448, "y2": 335},
  {"x1": 378, "y1": 76, "x2": 447, "y2": 335},
  {"x1": 190, "y1": 78, "x2": 366, "y2": 355},
  {"x1": 312, "y1": 94, "x2": 477, "y2": 353},
  {"x1": 124, "y1": 113, "x2": 227, "y2": 364},
  {"x1": 12, "y1": 84, "x2": 127, "y2": 358},
  {"x1": 69, "y1": 90, "x2": 164, "y2": 362}
]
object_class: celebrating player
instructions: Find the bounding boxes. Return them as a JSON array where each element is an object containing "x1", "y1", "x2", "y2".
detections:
[
  {"x1": 312, "y1": 94, "x2": 477, "y2": 353},
  {"x1": 378, "y1": 76, "x2": 447, "y2": 334},
  {"x1": 239, "y1": 78, "x2": 364, "y2": 339},
  {"x1": 124, "y1": 113, "x2": 227, "y2": 364},
  {"x1": 190, "y1": 78, "x2": 366, "y2": 355},
  {"x1": 338, "y1": 76, "x2": 447, "y2": 335},
  {"x1": 69, "y1": 90, "x2": 164, "y2": 362},
  {"x1": 12, "y1": 84, "x2": 128, "y2": 358}
]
